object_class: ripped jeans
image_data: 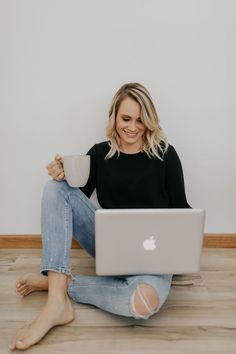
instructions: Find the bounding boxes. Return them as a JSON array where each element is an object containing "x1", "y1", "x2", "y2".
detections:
[{"x1": 40, "y1": 180, "x2": 173, "y2": 320}]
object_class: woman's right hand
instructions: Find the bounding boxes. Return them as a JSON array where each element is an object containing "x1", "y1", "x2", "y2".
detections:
[{"x1": 46, "y1": 154, "x2": 65, "y2": 181}]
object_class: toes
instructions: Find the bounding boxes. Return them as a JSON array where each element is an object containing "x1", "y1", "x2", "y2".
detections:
[
  {"x1": 16, "y1": 340, "x2": 30, "y2": 350},
  {"x1": 9, "y1": 325, "x2": 32, "y2": 350},
  {"x1": 9, "y1": 333, "x2": 23, "y2": 350},
  {"x1": 16, "y1": 280, "x2": 26, "y2": 292},
  {"x1": 15, "y1": 274, "x2": 29, "y2": 288},
  {"x1": 15, "y1": 330, "x2": 37, "y2": 350},
  {"x1": 16, "y1": 285, "x2": 24, "y2": 292},
  {"x1": 16, "y1": 285, "x2": 28, "y2": 295},
  {"x1": 16, "y1": 281, "x2": 23, "y2": 290},
  {"x1": 16, "y1": 277, "x2": 25, "y2": 286},
  {"x1": 21, "y1": 287, "x2": 29, "y2": 296},
  {"x1": 9, "y1": 342, "x2": 15, "y2": 350},
  {"x1": 22, "y1": 287, "x2": 31, "y2": 296}
]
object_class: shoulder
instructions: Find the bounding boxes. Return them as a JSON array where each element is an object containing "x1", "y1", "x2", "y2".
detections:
[
  {"x1": 164, "y1": 144, "x2": 181, "y2": 164},
  {"x1": 165, "y1": 144, "x2": 176, "y2": 157},
  {"x1": 87, "y1": 141, "x2": 110, "y2": 157}
]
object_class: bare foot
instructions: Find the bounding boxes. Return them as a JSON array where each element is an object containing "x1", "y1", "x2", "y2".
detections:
[
  {"x1": 9, "y1": 294, "x2": 74, "y2": 350},
  {"x1": 15, "y1": 273, "x2": 48, "y2": 296}
]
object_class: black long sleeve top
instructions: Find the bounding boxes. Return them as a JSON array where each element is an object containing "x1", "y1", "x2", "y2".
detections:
[{"x1": 80, "y1": 141, "x2": 191, "y2": 209}]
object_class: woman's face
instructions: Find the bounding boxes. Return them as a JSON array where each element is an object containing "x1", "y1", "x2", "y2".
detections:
[{"x1": 115, "y1": 96, "x2": 146, "y2": 152}]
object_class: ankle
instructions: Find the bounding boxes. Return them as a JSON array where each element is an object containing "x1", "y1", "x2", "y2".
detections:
[{"x1": 48, "y1": 291, "x2": 69, "y2": 303}]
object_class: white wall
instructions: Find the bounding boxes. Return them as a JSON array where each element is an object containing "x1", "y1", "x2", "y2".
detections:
[{"x1": 1, "y1": 0, "x2": 235, "y2": 233}]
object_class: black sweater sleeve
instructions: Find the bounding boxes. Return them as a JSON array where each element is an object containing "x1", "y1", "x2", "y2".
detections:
[
  {"x1": 165, "y1": 145, "x2": 191, "y2": 208},
  {"x1": 79, "y1": 144, "x2": 97, "y2": 198}
]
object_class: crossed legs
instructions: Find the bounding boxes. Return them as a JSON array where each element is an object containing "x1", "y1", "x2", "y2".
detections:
[
  {"x1": 9, "y1": 181, "x2": 164, "y2": 350},
  {"x1": 14, "y1": 272, "x2": 160, "y2": 320}
]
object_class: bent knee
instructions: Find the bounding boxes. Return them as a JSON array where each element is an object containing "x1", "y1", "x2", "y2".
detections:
[
  {"x1": 42, "y1": 179, "x2": 68, "y2": 200},
  {"x1": 131, "y1": 283, "x2": 160, "y2": 319}
]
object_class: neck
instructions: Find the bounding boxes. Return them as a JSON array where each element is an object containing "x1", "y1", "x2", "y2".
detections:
[{"x1": 119, "y1": 143, "x2": 143, "y2": 154}]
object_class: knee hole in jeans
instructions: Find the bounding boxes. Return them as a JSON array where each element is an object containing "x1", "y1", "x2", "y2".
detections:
[{"x1": 131, "y1": 283, "x2": 160, "y2": 317}]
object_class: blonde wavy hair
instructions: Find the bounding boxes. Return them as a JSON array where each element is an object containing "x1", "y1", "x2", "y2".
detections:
[{"x1": 105, "y1": 82, "x2": 168, "y2": 160}]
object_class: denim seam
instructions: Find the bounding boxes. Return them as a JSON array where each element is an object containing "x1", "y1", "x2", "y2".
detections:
[
  {"x1": 40, "y1": 265, "x2": 72, "y2": 276},
  {"x1": 63, "y1": 198, "x2": 70, "y2": 267},
  {"x1": 69, "y1": 283, "x2": 125, "y2": 288},
  {"x1": 69, "y1": 278, "x2": 138, "y2": 289}
]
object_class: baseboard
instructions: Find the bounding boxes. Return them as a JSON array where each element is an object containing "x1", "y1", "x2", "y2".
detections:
[
  {"x1": 203, "y1": 234, "x2": 236, "y2": 248},
  {"x1": 0, "y1": 235, "x2": 81, "y2": 249},
  {"x1": 0, "y1": 234, "x2": 236, "y2": 248}
]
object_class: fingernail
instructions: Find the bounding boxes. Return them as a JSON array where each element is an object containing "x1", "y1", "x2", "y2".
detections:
[{"x1": 9, "y1": 344, "x2": 13, "y2": 349}]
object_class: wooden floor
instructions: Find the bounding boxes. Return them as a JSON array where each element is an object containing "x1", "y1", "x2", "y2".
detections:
[{"x1": 1, "y1": 248, "x2": 236, "y2": 353}]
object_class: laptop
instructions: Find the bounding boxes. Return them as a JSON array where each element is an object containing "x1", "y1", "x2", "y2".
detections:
[{"x1": 95, "y1": 208, "x2": 205, "y2": 275}]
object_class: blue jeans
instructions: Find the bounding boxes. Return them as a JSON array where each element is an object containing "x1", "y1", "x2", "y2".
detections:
[{"x1": 40, "y1": 180, "x2": 173, "y2": 320}]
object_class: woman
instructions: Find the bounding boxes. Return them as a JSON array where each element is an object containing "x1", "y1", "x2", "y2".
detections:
[{"x1": 9, "y1": 83, "x2": 190, "y2": 350}]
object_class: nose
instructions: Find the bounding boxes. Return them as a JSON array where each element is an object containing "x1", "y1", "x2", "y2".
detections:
[{"x1": 128, "y1": 121, "x2": 137, "y2": 132}]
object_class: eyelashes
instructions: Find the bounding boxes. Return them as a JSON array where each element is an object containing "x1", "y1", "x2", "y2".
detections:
[{"x1": 122, "y1": 118, "x2": 142, "y2": 123}]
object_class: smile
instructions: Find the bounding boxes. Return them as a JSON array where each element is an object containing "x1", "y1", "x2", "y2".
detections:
[{"x1": 124, "y1": 131, "x2": 138, "y2": 137}]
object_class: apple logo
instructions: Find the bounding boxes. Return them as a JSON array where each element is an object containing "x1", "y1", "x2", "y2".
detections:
[{"x1": 143, "y1": 236, "x2": 156, "y2": 251}]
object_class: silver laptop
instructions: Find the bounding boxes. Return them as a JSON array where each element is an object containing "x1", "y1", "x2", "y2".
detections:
[{"x1": 95, "y1": 208, "x2": 205, "y2": 275}]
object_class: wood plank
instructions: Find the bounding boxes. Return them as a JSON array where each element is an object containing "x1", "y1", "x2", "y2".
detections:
[
  {"x1": 0, "y1": 234, "x2": 236, "y2": 249},
  {"x1": 1, "y1": 248, "x2": 236, "y2": 353}
]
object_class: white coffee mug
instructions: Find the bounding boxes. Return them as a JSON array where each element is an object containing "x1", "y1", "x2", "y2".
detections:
[{"x1": 62, "y1": 155, "x2": 90, "y2": 188}]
